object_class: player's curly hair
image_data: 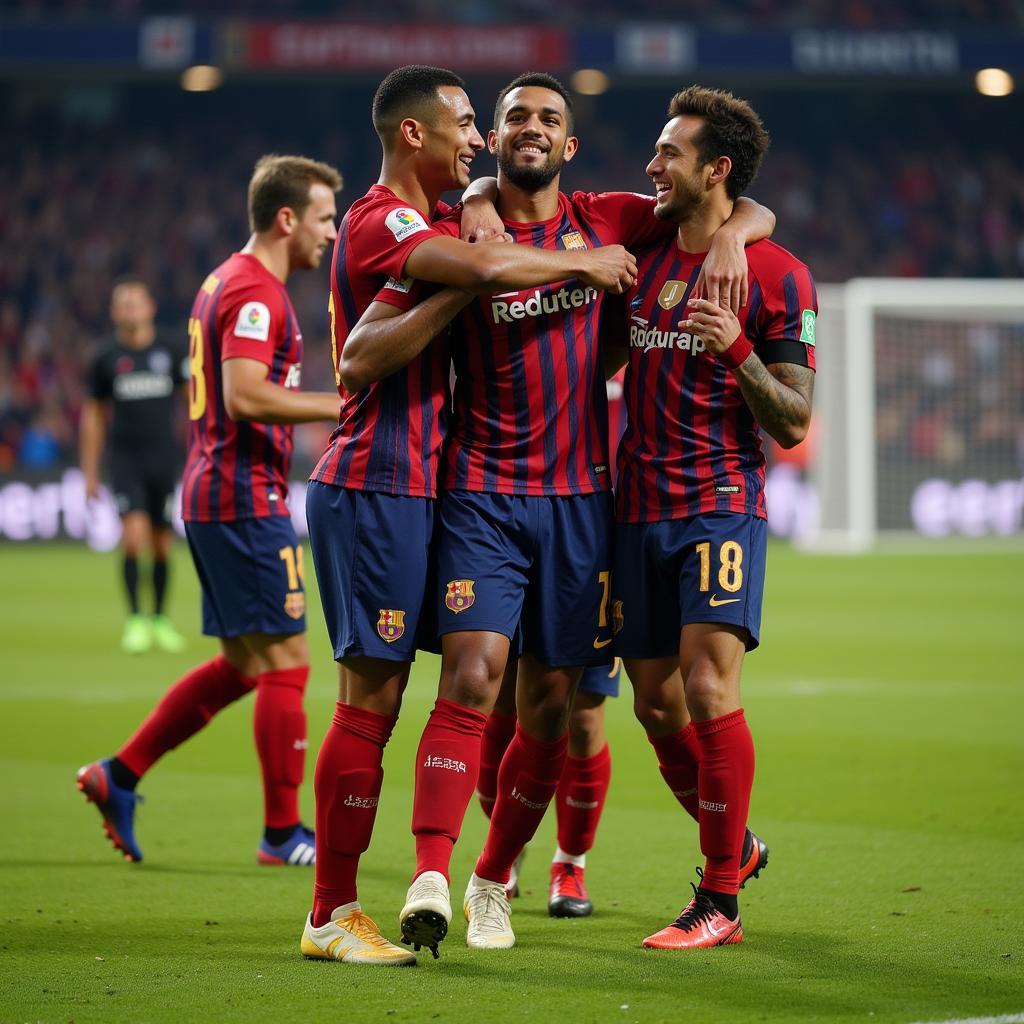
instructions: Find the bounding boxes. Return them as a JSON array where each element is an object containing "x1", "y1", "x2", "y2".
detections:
[
  {"x1": 372, "y1": 65, "x2": 467, "y2": 142},
  {"x1": 494, "y1": 72, "x2": 574, "y2": 133},
  {"x1": 248, "y1": 155, "x2": 342, "y2": 234},
  {"x1": 667, "y1": 86, "x2": 770, "y2": 199}
]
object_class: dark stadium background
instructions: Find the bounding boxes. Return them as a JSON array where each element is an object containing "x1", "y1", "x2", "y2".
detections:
[{"x1": 0, "y1": 3, "x2": 1022, "y2": 541}]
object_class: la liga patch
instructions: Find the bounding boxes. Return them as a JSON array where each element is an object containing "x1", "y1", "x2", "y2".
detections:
[
  {"x1": 385, "y1": 207, "x2": 429, "y2": 243},
  {"x1": 234, "y1": 301, "x2": 271, "y2": 342}
]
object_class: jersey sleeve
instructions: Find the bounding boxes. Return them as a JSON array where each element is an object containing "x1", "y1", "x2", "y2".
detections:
[
  {"x1": 350, "y1": 198, "x2": 454, "y2": 282},
  {"x1": 371, "y1": 210, "x2": 461, "y2": 310},
  {"x1": 570, "y1": 191, "x2": 674, "y2": 248},
  {"x1": 753, "y1": 263, "x2": 818, "y2": 371},
  {"x1": 87, "y1": 349, "x2": 112, "y2": 400},
  {"x1": 219, "y1": 282, "x2": 286, "y2": 367}
]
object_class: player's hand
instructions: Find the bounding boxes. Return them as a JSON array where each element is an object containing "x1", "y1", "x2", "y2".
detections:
[
  {"x1": 695, "y1": 228, "x2": 749, "y2": 313},
  {"x1": 84, "y1": 476, "x2": 100, "y2": 501},
  {"x1": 579, "y1": 245, "x2": 638, "y2": 294},
  {"x1": 461, "y1": 197, "x2": 507, "y2": 244},
  {"x1": 683, "y1": 298, "x2": 743, "y2": 356}
]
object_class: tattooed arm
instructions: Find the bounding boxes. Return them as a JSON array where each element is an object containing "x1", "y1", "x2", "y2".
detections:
[
  {"x1": 683, "y1": 297, "x2": 814, "y2": 449},
  {"x1": 731, "y1": 358, "x2": 814, "y2": 449}
]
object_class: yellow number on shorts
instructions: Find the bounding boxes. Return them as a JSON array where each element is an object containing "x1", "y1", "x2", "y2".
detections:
[
  {"x1": 597, "y1": 570, "x2": 612, "y2": 627},
  {"x1": 188, "y1": 317, "x2": 207, "y2": 420},
  {"x1": 278, "y1": 545, "x2": 304, "y2": 590},
  {"x1": 718, "y1": 540, "x2": 743, "y2": 593},
  {"x1": 696, "y1": 540, "x2": 744, "y2": 593},
  {"x1": 328, "y1": 293, "x2": 341, "y2": 388}
]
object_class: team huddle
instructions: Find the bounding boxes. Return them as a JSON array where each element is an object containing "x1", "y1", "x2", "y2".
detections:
[{"x1": 77, "y1": 65, "x2": 817, "y2": 962}]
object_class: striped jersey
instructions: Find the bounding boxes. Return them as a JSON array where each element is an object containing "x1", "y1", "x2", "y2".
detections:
[
  {"x1": 442, "y1": 191, "x2": 670, "y2": 495},
  {"x1": 616, "y1": 237, "x2": 817, "y2": 524},
  {"x1": 182, "y1": 252, "x2": 303, "y2": 522},
  {"x1": 311, "y1": 185, "x2": 457, "y2": 498}
]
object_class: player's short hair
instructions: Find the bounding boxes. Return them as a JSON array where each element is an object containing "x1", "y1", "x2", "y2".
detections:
[
  {"x1": 372, "y1": 65, "x2": 466, "y2": 142},
  {"x1": 247, "y1": 154, "x2": 343, "y2": 233},
  {"x1": 110, "y1": 274, "x2": 152, "y2": 296},
  {"x1": 494, "y1": 72, "x2": 574, "y2": 134},
  {"x1": 667, "y1": 86, "x2": 770, "y2": 199}
]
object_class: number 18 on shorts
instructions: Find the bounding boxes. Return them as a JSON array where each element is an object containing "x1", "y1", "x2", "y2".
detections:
[{"x1": 612, "y1": 511, "x2": 767, "y2": 658}]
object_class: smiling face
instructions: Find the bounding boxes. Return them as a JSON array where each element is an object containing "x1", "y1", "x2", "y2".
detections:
[
  {"x1": 646, "y1": 115, "x2": 714, "y2": 223},
  {"x1": 287, "y1": 182, "x2": 338, "y2": 271},
  {"x1": 491, "y1": 86, "x2": 577, "y2": 192},
  {"x1": 418, "y1": 85, "x2": 485, "y2": 191}
]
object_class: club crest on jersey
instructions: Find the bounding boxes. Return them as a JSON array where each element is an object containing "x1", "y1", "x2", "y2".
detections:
[
  {"x1": 657, "y1": 281, "x2": 687, "y2": 310},
  {"x1": 377, "y1": 609, "x2": 406, "y2": 643},
  {"x1": 560, "y1": 231, "x2": 588, "y2": 251},
  {"x1": 446, "y1": 579, "x2": 476, "y2": 614},
  {"x1": 385, "y1": 207, "x2": 429, "y2": 243},
  {"x1": 612, "y1": 600, "x2": 624, "y2": 635},
  {"x1": 284, "y1": 591, "x2": 306, "y2": 620}
]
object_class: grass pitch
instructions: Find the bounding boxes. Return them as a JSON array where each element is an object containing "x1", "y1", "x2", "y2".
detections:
[{"x1": 2, "y1": 541, "x2": 1022, "y2": 1024}]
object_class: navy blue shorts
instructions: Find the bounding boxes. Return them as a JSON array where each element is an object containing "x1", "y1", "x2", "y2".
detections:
[
  {"x1": 306, "y1": 481, "x2": 436, "y2": 663},
  {"x1": 185, "y1": 516, "x2": 306, "y2": 639},
  {"x1": 437, "y1": 490, "x2": 613, "y2": 669},
  {"x1": 579, "y1": 658, "x2": 620, "y2": 698},
  {"x1": 613, "y1": 512, "x2": 767, "y2": 658}
]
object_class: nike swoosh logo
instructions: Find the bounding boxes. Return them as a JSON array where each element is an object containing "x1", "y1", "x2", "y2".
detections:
[
  {"x1": 706, "y1": 920, "x2": 728, "y2": 937},
  {"x1": 593, "y1": 637, "x2": 613, "y2": 649},
  {"x1": 709, "y1": 595, "x2": 740, "y2": 607}
]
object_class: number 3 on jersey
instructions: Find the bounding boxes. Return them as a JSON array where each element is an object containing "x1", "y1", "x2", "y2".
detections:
[{"x1": 188, "y1": 317, "x2": 207, "y2": 420}]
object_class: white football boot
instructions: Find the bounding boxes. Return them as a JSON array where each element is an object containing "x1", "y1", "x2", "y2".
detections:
[
  {"x1": 300, "y1": 903, "x2": 416, "y2": 965},
  {"x1": 464, "y1": 873, "x2": 515, "y2": 949}
]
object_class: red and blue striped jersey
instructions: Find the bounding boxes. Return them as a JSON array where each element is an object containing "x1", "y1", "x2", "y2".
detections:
[
  {"x1": 182, "y1": 252, "x2": 303, "y2": 522},
  {"x1": 616, "y1": 237, "x2": 817, "y2": 524},
  {"x1": 311, "y1": 185, "x2": 457, "y2": 498},
  {"x1": 441, "y1": 191, "x2": 669, "y2": 496}
]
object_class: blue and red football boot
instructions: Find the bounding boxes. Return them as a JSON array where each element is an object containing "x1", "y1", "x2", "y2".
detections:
[{"x1": 76, "y1": 759, "x2": 144, "y2": 863}]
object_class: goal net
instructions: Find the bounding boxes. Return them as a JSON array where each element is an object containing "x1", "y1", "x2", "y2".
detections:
[{"x1": 804, "y1": 279, "x2": 1024, "y2": 550}]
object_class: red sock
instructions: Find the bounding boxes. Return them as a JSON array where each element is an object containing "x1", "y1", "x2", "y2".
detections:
[
  {"x1": 117, "y1": 657, "x2": 255, "y2": 777},
  {"x1": 555, "y1": 743, "x2": 612, "y2": 857},
  {"x1": 694, "y1": 709, "x2": 755, "y2": 896},
  {"x1": 411, "y1": 698, "x2": 488, "y2": 882},
  {"x1": 648, "y1": 724, "x2": 702, "y2": 822},
  {"x1": 477, "y1": 710, "x2": 517, "y2": 819},
  {"x1": 254, "y1": 665, "x2": 309, "y2": 829},
  {"x1": 475, "y1": 725, "x2": 569, "y2": 885},
  {"x1": 312, "y1": 702, "x2": 396, "y2": 927}
]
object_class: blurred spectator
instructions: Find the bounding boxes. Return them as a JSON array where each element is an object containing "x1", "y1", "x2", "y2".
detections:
[{"x1": 6, "y1": 0, "x2": 1023, "y2": 27}]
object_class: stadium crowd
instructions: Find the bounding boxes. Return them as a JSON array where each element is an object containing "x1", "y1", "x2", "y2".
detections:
[
  {"x1": 8, "y1": 0, "x2": 1023, "y2": 28},
  {"x1": 2, "y1": 106, "x2": 1023, "y2": 472}
]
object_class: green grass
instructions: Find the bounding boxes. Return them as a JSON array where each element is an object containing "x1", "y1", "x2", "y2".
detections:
[{"x1": 2, "y1": 542, "x2": 1022, "y2": 1024}]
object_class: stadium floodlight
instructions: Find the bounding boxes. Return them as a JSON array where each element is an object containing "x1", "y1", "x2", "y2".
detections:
[
  {"x1": 571, "y1": 69, "x2": 610, "y2": 96},
  {"x1": 806, "y1": 279, "x2": 1024, "y2": 551},
  {"x1": 181, "y1": 65, "x2": 224, "y2": 92},
  {"x1": 975, "y1": 68, "x2": 1015, "y2": 96}
]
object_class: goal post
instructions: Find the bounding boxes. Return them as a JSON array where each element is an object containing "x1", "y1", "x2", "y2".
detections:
[{"x1": 804, "y1": 278, "x2": 1024, "y2": 551}]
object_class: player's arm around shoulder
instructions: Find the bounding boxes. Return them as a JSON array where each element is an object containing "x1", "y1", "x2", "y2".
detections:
[
  {"x1": 695, "y1": 198, "x2": 777, "y2": 313},
  {"x1": 404, "y1": 224, "x2": 637, "y2": 295},
  {"x1": 340, "y1": 285, "x2": 474, "y2": 393}
]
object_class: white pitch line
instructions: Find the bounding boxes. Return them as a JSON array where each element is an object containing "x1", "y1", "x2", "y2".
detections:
[{"x1": 907, "y1": 1014, "x2": 1024, "y2": 1024}]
